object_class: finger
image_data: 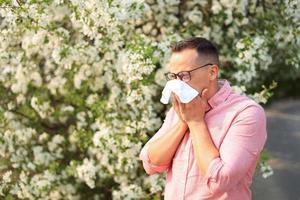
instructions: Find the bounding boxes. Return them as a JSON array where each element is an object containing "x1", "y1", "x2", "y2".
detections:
[
  {"x1": 171, "y1": 93, "x2": 184, "y2": 121},
  {"x1": 171, "y1": 93, "x2": 179, "y2": 109},
  {"x1": 172, "y1": 93, "x2": 181, "y2": 104},
  {"x1": 201, "y1": 88, "x2": 209, "y2": 101},
  {"x1": 171, "y1": 92, "x2": 177, "y2": 104},
  {"x1": 174, "y1": 93, "x2": 183, "y2": 107},
  {"x1": 173, "y1": 93, "x2": 185, "y2": 115},
  {"x1": 200, "y1": 88, "x2": 210, "y2": 111}
]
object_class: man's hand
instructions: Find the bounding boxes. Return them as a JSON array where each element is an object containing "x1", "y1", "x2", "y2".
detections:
[
  {"x1": 171, "y1": 89, "x2": 210, "y2": 124},
  {"x1": 171, "y1": 92, "x2": 186, "y2": 123}
]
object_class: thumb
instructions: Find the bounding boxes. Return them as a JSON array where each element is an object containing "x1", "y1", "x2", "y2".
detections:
[{"x1": 201, "y1": 88, "x2": 209, "y2": 101}]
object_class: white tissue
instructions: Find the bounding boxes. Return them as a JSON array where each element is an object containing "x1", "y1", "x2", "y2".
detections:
[{"x1": 160, "y1": 79, "x2": 200, "y2": 104}]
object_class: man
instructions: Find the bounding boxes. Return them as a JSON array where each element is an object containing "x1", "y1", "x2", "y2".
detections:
[{"x1": 139, "y1": 37, "x2": 267, "y2": 200}]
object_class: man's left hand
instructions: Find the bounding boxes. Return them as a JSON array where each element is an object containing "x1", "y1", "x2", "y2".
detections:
[{"x1": 173, "y1": 88, "x2": 210, "y2": 124}]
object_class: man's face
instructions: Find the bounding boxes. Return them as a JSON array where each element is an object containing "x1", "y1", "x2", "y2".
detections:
[{"x1": 167, "y1": 48, "x2": 212, "y2": 94}]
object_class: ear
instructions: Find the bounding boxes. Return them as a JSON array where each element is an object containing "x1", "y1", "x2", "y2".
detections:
[{"x1": 208, "y1": 64, "x2": 218, "y2": 81}]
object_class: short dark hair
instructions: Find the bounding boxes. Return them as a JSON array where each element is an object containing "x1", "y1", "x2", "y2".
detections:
[{"x1": 170, "y1": 37, "x2": 219, "y2": 65}]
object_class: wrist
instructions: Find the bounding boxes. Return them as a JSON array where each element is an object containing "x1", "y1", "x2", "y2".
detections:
[
  {"x1": 187, "y1": 119, "x2": 206, "y2": 127},
  {"x1": 177, "y1": 120, "x2": 188, "y2": 131}
]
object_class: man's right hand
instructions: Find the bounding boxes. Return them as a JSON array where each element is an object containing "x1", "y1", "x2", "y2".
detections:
[{"x1": 147, "y1": 109, "x2": 189, "y2": 167}]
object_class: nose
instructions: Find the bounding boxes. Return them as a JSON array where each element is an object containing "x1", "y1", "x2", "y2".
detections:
[
  {"x1": 175, "y1": 75, "x2": 181, "y2": 80},
  {"x1": 175, "y1": 74, "x2": 183, "y2": 81}
]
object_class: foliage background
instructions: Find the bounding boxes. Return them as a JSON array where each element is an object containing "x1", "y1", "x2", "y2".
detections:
[{"x1": 0, "y1": 0, "x2": 299, "y2": 199}]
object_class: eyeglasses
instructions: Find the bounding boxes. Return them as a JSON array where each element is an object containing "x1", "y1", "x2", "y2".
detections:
[{"x1": 164, "y1": 63, "x2": 214, "y2": 82}]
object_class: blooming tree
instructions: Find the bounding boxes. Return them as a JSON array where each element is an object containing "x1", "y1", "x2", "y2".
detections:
[{"x1": 0, "y1": 0, "x2": 299, "y2": 199}]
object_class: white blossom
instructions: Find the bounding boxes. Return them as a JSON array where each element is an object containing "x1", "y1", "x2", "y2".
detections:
[
  {"x1": 2, "y1": 171, "x2": 12, "y2": 183},
  {"x1": 1, "y1": 0, "x2": 297, "y2": 198},
  {"x1": 76, "y1": 158, "x2": 98, "y2": 188}
]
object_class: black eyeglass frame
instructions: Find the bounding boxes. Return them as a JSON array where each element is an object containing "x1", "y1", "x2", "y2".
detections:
[{"x1": 164, "y1": 63, "x2": 214, "y2": 82}]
